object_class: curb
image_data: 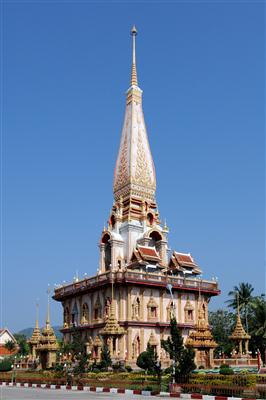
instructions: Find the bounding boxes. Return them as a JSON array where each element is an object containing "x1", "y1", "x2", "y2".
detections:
[{"x1": 0, "y1": 381, "x2": 257, "y2": 399}]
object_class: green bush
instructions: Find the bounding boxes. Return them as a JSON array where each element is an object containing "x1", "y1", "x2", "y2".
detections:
[
  {"x1": 0, "y1": 359, "x2": 12, "y2": 372},
  {"x1": 220, "y1": 363, "x2": 230, "y2": 369},
  {"x1": 219, "y1": 367, "x2": 234, "y2": 375},
  {"x1": 125, "y1": 365, "x2": 132, "y2": 372}
]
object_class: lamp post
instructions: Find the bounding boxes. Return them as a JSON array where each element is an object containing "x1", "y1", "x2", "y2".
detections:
[
  {"x1": 11, "y1": 365, "x2": 15, "y2": 384},
  {"x1": 166, "y1": 283, "x2": 176, "y2": 384}
]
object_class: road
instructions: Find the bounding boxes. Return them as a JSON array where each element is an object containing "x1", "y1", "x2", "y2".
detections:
[{"x1": 0, "y1": 386, "x2": 152, "y2": 399}]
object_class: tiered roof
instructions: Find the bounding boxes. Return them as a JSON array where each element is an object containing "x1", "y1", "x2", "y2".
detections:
[
  {"x1": 99, "y1": 302, "x2": 125, "y2": 336},
  {"x1": 229, "y1": 312, "x2": 250, "y2": 340},
  {"x1": 186, "y1": 305, "x2": 217, "y2": 349},
  {"x1": 169, "y1": 252, "x2": 202, "y2": 275}
]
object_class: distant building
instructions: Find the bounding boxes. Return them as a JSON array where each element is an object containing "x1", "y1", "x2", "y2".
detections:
[
  {"x1": 53, "y1": 27, "x2": 220, "y2": 369},
  {"x1": 0, "y1": 328, "x2": 18, "y2": 358}
]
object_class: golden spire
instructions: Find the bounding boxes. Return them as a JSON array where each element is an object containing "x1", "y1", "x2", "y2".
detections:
[
  {"x1": 28, "y1": 300, "x2": 41, "y2": 344},
  {"x1": 130, "y1": 25, "x2": 138, "y2": 87},
  {"x1": 35, "y1": 300, "x2": 39, "y2": 329},
  {"x1": 46, "y1": 285, "x2": 51, "y2": 329}
]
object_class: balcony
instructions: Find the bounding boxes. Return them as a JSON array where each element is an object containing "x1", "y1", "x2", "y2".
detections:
[{"x1": 53, "y1": 270, "x2": 219, "y2": 300}]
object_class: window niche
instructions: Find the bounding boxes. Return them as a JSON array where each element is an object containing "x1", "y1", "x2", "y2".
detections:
[
  {"x1": 147, "y1": 296, "x2": 158, "y2": 321},
  {"x1": 184, "y1": 298, "x2": 194, "y2": 323},
  {"x1": 132, "y1": 297, "x2": 140, "y2": 320},
  {"x1": 81, "y1": 303, "x2": 89, "y2": 324}
]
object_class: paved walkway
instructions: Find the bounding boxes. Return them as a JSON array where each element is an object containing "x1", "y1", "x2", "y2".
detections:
[{"x1": 0, "y1": 386, "x2": 147, "y2": 399}]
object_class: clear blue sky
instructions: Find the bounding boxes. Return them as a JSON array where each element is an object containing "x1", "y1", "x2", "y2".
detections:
[{"x1": 2, "y1": 1, "x2": 265, "y2": 332}]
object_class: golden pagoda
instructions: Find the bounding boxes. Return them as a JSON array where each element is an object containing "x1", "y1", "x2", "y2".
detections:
[
  {"x1": 28, "y1": 303, "x2": 41, "y2": 359},
  {"x1": 36, "y1": 287, "x2": 59, "y2": 369},
  {"x1": 229, "y1": 300, "x2": 250, "y2": 357},
  {"x1": 186, "y1": 303, "x2": 217, "y2": 368},
  {"x1": 99, "y1": 283, "x2": 125, "y2": 359}
]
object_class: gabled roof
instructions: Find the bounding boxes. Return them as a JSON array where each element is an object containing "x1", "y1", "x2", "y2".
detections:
[
  {"x1": 128, "y1": 245, "x2": 164, "y2": 270},
  {"x1": 169, "y1": 251, "x2": 202, "y2": 275},
  {"x1": 130, "y1": 245, "x2": 163, "y2": 265},
  {"x1": 0, "y1": 328, "x2": 17, "y2": 344},
  {"x1": 138, "y1": 246, "x2": 161, "y2": 261}
]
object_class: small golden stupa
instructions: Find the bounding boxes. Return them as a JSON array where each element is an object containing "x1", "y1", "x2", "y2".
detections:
[
  {"x1": 229, "y1": 297, "x2": 250, "y2": 356},
  {"x1": 186, "y1": 303, "x2": 217, "y2": 368}
]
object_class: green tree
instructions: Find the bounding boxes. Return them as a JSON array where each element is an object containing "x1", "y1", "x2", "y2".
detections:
[
  {"x1": 136, "y1": 343, "x2": 157, "y2": 373},
  {"x1": 69, "y1": 328, "x2": 87, "y2": 357},
  {"x1": 13, "y1": 334, "x2": 29, "y2": 356},
  {"x1": 136, "y1": 343, "x2": 162, "y2": 385},
  {"x1": 177, "y1": 348, "x2": 196, "y2": 376},
  {"x1": 209, "y1": 309, "x2": 235, "y2": 357},
  {"x1": 161, "y1": 317, "x2": 195, "y2": 379},
  {"x1": 161, "y1": 317, "x2": 183, "y2": 369},
  {"x1": 68, "y1": 328, "x2": 89, "y2": 374},
  {"x1": 4, "y1": 340, "x2": 16, "y2": 352},
  {"x1": 249, "y1": 296, "x2": 266, "y2": 362},
  {"x1": 226, "y1": 282, "x2": 254, "y2": 332},
  {"x1": 100, "y1": 344, "x2": 112, "y2": 369}
]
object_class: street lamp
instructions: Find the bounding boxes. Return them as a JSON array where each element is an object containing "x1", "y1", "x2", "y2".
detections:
[{"x1": 166, "y1": 283, "x2": 176, "y2": 384}]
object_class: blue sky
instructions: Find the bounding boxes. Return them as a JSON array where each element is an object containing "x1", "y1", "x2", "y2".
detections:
[{"x1": 2, "y1": 1, "x2": 265, "y2": 332}]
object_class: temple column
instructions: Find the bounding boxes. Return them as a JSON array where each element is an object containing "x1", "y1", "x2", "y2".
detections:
[
  {"x1": 156, "y1": 240, "x2": 168, "y2": 265},
  {"x1": 160, "y1": 291, "x2": 164, "y2": 321},
  {"x1": 99, "y1": 243, "x2": 105, "y2": 273},
  {"x1": 140, "y1": 289, "x2": 144, "y2": 320},
  {"x1": 178, "y1": 293, "x2": 182, "y2": 322},
  {"x1": 119, "y1": 288, "x2": 123, "y2": 320},
  {"x1": 245, "y1": 339, "x2": 249, "y2": 354},
  {"x1": 140, "y1": 328, "x2": 144, "y2": 353},
  {"x1": 127, "y1": 288, "x2": 132, "y2": 320},
  {"x1": 78, "y1": 297, "x2": 83, "y2": 325},
  {"x1": 127, "y1": 328, "x2": 132, "y2": 360},
  {"x1": 118, "y1": 335, "x2": 125, "y2": 359},
  {"x1": 239, "y1": 340, "x2": 243, "y2": 355}
]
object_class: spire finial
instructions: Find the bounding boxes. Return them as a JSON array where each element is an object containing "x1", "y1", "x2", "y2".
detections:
[
  {"x1": 236, "y1": 292, "x2": 240, "y2": 317},
  {"x1": 46, "y1": 284, "x2": 51, "y2": 328},
  {"x1": 130, "y1": 25, "x2": 138, "y2": 87},
  {"x1": 35, "y1": 299, "x2": 39, "y2": 329}
]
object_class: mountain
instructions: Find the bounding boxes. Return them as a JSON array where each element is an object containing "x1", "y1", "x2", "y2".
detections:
[{"x1": 16, "y1": 326, "x2": 62, "y2": 339}]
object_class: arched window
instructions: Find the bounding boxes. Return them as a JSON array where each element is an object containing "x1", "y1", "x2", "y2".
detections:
[
  {"x1": 102, "y1": 233, "x2": 111, "y2": 270},
  {"x1": 93, "y1": 297, "x2": 102, "y2": 322},
  {"x1": 81, "y1": 303, "x2": 89, "y2": 324},
  {"x1": 132, "y1": 335, "x2": 141, "y2": 359},
  {"x1": 110, "y1": 215, "x2": 116, "y2": 228},
  {"x1": 147, "y1": 213, "x2": 154, "y2": 226},
  {"x1": 71, "y1": 302, "x2": 79, "y2": 327},
  {"x1": 132, "y1": 297, "x2": 141, "y2": 320},
  {"x1": 149, "y1": 230, "x2": 162, "y2": 247},
  {"x1": 64, "y1": 307, "x2": 70, "y2": 327},
  {"x1": 104, "y1": 298, "x2": 111, "y2": 319},
  {"x1": 147, "y1": 296, "x2": 158, "y2": 321}
]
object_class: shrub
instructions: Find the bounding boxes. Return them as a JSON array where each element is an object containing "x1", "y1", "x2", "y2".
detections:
[
  {"x1": 220, "y1": 363, "x2": 230, "y2": 369},
  {"x1": 125, "y1": 365, "x2": 132, "y2": 372},
  {"x1": 53, "y1": 364, "x2": 64, "y2": 372},
  {"x1": 0, "y1": 359, "x2": 12, "y2": 372},
  {"x1": 219, "y1": 367, "x2": 234, "y2": 375}
]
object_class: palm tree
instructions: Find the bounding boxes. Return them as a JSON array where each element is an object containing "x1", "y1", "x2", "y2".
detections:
[{"x1": 226, "y1": 282, "x2": 254, "y2": 332}]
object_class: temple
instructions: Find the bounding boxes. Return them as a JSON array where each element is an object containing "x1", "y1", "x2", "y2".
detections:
[{"x1": 53, "y1": 26, "x2": 220, "y2": 369}]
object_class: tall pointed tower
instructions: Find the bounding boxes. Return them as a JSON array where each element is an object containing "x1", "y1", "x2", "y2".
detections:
[
  {"x1": 99, "y1": 26, "x2": 168, "y2": 273},
  {"x1": 54, "y1": 26, "x2": 220, "y2": 369}
]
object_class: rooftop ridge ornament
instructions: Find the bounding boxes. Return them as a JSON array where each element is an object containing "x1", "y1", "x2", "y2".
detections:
[{"x1": 130, "y1": 25, "x2": 138, "y2": 87}]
